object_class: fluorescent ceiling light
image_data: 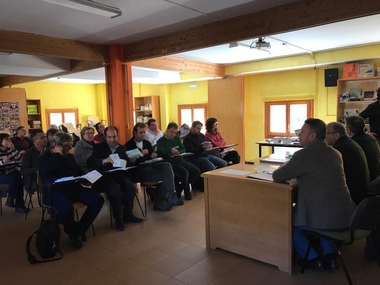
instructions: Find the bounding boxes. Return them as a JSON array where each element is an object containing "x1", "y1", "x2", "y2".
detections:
[{"x1": 43, "y1": 0, "x2": 122, "y2": 18}]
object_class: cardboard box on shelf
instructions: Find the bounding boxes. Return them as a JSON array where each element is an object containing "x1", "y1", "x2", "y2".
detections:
[
  {"x1": 343, "y1": 63, "x2": 358, "y2": 79},
  {"x1": 32, "y1": 120, "x2": 41, "y2": 128},
  {"x1": 358, "y1": 63, "x2": 376, "y2": 78}
]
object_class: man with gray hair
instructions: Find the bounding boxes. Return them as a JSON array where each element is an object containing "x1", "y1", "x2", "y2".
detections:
[{"x1": 325, "y1": 122, "x2": 370, "y2": 204}]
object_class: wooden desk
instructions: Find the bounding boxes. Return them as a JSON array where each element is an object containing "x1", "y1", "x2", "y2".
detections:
[
  {"x1": 202, "y1": 160, "x2": 294, "y2": 274},
  {"x1": 256, "y1": 140, "x2": 301, "y2": 157}
]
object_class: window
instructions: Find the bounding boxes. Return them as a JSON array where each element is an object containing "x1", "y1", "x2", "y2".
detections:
[
  {"x1": 178, "y1": 104, "x2": 208, "y2": 132},
  {"x1": 265, "y1": 100, "x2": 313, "y2": 137},
  {"x1": 46, "y1": 108, "x2": 79, "y2": 128}
]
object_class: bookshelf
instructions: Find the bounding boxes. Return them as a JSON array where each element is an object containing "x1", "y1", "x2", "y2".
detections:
[
  {"x1": 336, "y1": 76, "x2": 380, "y2": 122},
  {"x1": 26, "y1": 99, "x2": 42, "y2": 133},
  {"x1": 134, "y1": 96, "x2": 160, "y2": 129}
]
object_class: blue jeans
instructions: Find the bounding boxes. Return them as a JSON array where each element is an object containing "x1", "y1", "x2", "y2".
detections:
[
  {"x1": 208, "y1": 155, "x2": 227, "y2": 168},
  {"x1": 293, "y1": 225, "x2": 336, "y2": 260}
]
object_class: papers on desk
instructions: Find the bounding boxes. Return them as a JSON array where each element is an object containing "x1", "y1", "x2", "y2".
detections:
[
  {"x1": 247, "y1": 172, "x2": 274, "y2": 181},
  {"x1": 125, "y1": 148, "x2": 143, "y2": 159},
  {"x1": 109, "y1": 154, "x2": 127, "y2": 167},
  {"x1": 220, "y1": 169, "x2": 252, "y2": 176},
  {"x1": 253, "y1": 165, "x2": 278, "y2": 174},
  {"x1": 259, "y1": 157, "x2": 289, "y2": 164},
  {"x1": 55, "y1": 170, "x2": 102, "y2": 184},
  {"x1": 139, "y1": 157, "x2": 163, "y2": 165}
]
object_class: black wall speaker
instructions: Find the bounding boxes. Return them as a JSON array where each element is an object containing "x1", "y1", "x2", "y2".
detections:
[{"x1": 324, "y1": 68, "x2": 338, "y2": 87}]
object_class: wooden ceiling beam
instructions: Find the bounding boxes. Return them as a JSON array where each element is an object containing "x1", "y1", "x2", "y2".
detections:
[
  {"x1": 132, "y1": 56, "x2": 225, "y2": 77},
  {"x1": 0, "y1": 60, "x2": 104, "y2": 87},
  {"x1": 0, "y1": 29, "x2": 109, "y2": 62},
  {"x1": 123, "y1": 0, "x2": 380, "y2": 61}
]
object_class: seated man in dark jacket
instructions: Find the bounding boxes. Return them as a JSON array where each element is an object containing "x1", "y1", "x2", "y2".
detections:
[
  {"x1": 325, "y1": 122, "x2": 371, "y2": 205},
  {"x1": 125, "y1": 123, "x2": 183, "y2": 211},
  {"x1": 183, "y1": 121, "x2": 227, "y2": 190},
  {"x1": 38, "y1": 132, "x2": 104, "y2": 248},
  {"x1": 87, "y1": 126, "x2": 143, "y2": 232}
]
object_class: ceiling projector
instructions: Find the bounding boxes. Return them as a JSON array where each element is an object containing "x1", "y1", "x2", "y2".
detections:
[{"x1": 254, "y1": 38, "x2": 271, "y2": 49}]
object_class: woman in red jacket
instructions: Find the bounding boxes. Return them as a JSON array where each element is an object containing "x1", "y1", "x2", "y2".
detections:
[{"x1": 204, "y1": 117, "x2": 240, "y2": 165}]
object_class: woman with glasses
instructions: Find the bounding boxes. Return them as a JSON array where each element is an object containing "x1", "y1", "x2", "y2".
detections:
[{"x1": 74, "y1": 126, "x2": 97, "y2": 173}]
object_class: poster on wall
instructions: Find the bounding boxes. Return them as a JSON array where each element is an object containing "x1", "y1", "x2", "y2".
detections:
[{"x1": 0, "y1": 102, "x2": 21, "y2": 135}]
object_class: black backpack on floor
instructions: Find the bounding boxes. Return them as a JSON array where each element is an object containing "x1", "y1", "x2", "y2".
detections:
[{"x1": 26, "y1": 218, "x2": 63, "y2": 264}]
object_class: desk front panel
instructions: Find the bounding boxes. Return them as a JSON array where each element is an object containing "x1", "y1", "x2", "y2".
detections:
[{"x1": 203, "y1": 162, "x2": 293, "y2": 273}]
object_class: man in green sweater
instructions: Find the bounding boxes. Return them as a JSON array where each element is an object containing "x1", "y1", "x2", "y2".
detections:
[{"x1": 157, "y1": 122, "x2": 200, "y2": 200}]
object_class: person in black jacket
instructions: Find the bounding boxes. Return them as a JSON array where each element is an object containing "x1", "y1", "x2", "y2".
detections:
[
  {"x1": 87, "y1": 126, "x2": 143, "y2": 232},
  {"x1": 20, "y1": 129, "x2": 47, "y2": 196},
  {"x1": 38, "y1": 132, "x2": 104, "y2": 248},
  {"x1": 326, "y1": 122, "x2": 370, "y2": 204},
  {"x1": 359, "y1": 87, "x2": 380, "y2": 144},
  {"x1": 125, "y1": 123, "x2": 184, "y2": 211},
  {"x1": 346, "y1": 116, "x2": 380, "y2": 182},
  {"x1": 183, "y1": 121, "x2": 227, "y2": 190}
]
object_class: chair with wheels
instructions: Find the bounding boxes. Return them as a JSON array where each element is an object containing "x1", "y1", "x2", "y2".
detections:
[{"x1": 301, "y1": 195, "x2": 380, "y2": 285}]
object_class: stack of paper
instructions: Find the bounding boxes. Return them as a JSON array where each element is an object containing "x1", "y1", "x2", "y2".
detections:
[{"x1": 125, "y1": 149, "x2": 143, "y2": 159}]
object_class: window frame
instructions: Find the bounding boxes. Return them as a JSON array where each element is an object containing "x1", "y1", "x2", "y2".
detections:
[
  {"x1": 265, "y1": 99, "x2": 313, "y2": 138},
  {"x1": 178, "y1": 103, "x2": 208, "y2": 128}
]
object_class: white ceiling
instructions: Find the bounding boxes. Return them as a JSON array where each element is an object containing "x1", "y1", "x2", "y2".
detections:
[{"x1": 1, "y1": 0, "x2": 380, "y2": 84}]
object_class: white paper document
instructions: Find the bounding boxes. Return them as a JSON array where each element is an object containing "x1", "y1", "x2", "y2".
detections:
[
  {"x1": 253, "y1": 165, "x2": 278, "y2": 174},
  {"x1": 109, "y1": 154, "x2": 127, "y2": 167},
  {"x1": 54, "y1": 170, "x2": 102, "y2": 184},
  {"x1": 125, "y1": 148, "x2": 143, "y2": 159},
  {"x1": 247, "y1": 172, "x2": 274, "y2": 181},
  {"x1": 105, "y1": 166, "x2": 137, "y2": 173},
  {"x1": 220, "y1": 169, "x2": 252, "y2": 176},
  {"x1": 140, "y1": 157, "x2": 163, "y2": 165}
]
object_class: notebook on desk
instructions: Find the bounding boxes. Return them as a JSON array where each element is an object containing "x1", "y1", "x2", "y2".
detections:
[{"x1": 259, "y1": 157, "x2": 289, "y2": 164}]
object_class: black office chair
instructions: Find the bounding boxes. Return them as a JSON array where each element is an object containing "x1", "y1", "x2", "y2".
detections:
[{"x1": 301, "y1": 195, "x2": 380, "y2": 285}]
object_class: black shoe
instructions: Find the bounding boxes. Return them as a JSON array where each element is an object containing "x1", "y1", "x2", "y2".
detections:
[
  {"x1": 323, "y1": 254, "x2": 338, "y2": 271},
  {"x1": 5, "y1": 197, "x2": 15, "y2": 208},
  {"x1": 81, "y1": 234, "x2": 87, "y2": 242},
  {"x1": 298, "y1": 257, "x2": 323, "y2": 271},
  {"x1": 123, "y1": 215, "x2": 143, "y2": 223},
  {"x1": 184, "y1": 190, "x2": 192, "y2": 200},
  {"x1": 69, "y1": 235, "x2": 84, "y2": 248},
  {"x1": 15, "y1": 206, "x2": 29, "y2": 213},
  {"x1": 115, "y1": 219, "x2": 125, "y2": 231}
]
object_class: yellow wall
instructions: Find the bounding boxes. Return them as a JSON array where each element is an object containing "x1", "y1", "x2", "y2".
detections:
[
  {"x1": 244, "y1": 67, "x2": 335, "y2": 159},
  {"x1": 13, "y1": 82, "x2": 107, "y2": 130}
]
